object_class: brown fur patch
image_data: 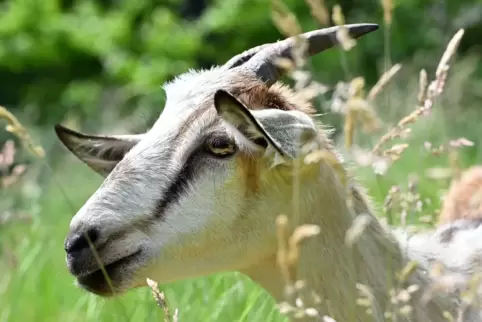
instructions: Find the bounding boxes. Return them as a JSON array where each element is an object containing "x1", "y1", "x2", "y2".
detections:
[
  {"x1": 438, "y1": 166, "x2": 482, "y2": 224},
  {"x1": 235, "y1": 153, "x2": 261, "y2": 197},
  {"x1": 177, "y1": 80, "x2": 316, "y2": 139},
  {"x1": 230, "y1": 81, "x2": 316, "y2": 114}
]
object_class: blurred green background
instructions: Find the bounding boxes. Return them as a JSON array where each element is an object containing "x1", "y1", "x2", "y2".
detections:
[{"x1": 1, "y1": 0, "x2": 482, "y2": 321}]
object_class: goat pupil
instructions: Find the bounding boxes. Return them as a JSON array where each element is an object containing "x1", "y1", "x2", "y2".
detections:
[
  {"x1": 206, "y1": 136, "x2": 235, "y2": 156},
  {"x1": 212, "y1": 138, "x2": 231, "y2": 150}
]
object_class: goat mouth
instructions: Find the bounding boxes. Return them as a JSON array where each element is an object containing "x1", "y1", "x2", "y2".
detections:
[{"x1": 76, "y1": 250, "x2": 143, "y2": 296}]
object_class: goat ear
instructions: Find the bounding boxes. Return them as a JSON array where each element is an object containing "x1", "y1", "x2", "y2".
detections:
[
  {"x1": 54, "y1": 124, "x2": 143, "y2": 177},
  {"x1": 214, "y1": 90, "x2": 318, "y2": 159}
]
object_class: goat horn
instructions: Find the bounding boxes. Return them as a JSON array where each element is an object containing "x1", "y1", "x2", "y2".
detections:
[
  {"x1": 240, "y1": 23, "x2": 379, "y2": 86},
  {"x1": 223, "y1": 44, "x2": 273, "y2": 70}
]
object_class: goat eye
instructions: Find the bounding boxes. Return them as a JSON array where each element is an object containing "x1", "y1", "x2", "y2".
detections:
[{"x1": 205, "y1": 137, "x2": 237, "y2": 157}]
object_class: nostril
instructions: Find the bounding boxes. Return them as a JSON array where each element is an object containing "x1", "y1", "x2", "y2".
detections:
[{"x1": 65, "y1": 227, "x2": 100, "y2": 254}]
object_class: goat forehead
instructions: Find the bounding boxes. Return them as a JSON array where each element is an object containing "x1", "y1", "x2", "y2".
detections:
[
  {"x1": 164, "y1": 68, "x2": 237, "y2": 99},
  {"x1": 157, "y1": 68, "x2": 249, "y2": 118}
]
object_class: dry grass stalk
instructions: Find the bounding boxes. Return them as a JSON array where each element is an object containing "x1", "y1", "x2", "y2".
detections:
[
  {"x1": 276, "y1": 214, "x2": 292, "y2": 285},
  {"x1": 276, "y1": 214, "x2": 324, "y2": 320},
  {"x1": 436, "y1": 30, "x2": 465, "y2": 78},
  {"x1": 425, "y1": 138, "x2": 473, "y2": 156},
  {"x1": 371, "y1": 29, "x2": 465, "y2": 155},
  {"x1": 271, "y1": 0, "x2": 302, "y2": 38},
  {"x1": 290, "y1": 70, "x2": 330, "y2": 99},
  {"x1": 339, "y1": 77, "x2": 386, "y2": 149},
  {"x1": 331, "y1": 5, "x2": 356, "y2": 51},
  {"x1": 288, "y1": 224, "x2": 321, "y2": 265},
  {"x1": 383, "y1": 185, "x2": 401, "y2": 224},
  {"x1": 276, "y1": 214, "x2": 320, "y2": 287},
  {"x1": 0, "y1": 134, "x2": 32, "y2": 229},
  {"x1": 330, "y1": 63, "x2": 402, "y2": 151},
  {"x1": 423, "y1": 137, "x2": 473, "y2": 182},
  {"x1": 381, "y1": 143, "x2": 409, "y2": 162},
  {"x1": 367, "y1": 63, "x2": 402, "y2": 101},
  {"x1": 343, "y1": 111, "x2": 355, "y2": 149},
  {"x1": 0, "y1": 106, "x2": 44, "y2": 158},
  {"x1": 0, "y1": 140, "x2": 27, "y2": 189},
  {"x1": 356, "y1": 260, "x2": 421, "y2": 320},
  {"x1": 345, "y1": 213, "x2": 372, "y2": 247},
  {"x1": 355, "y1": 261, "x2": 431, "y2": 321},
  {"x1": 372, "y1": 261, "x2": 420, "y2": 321},
  {"x1": 271, "y1": 0, "x2": 311, "y2": 84},
  {"x1": 146, "y1": 278, "x2": 179, "y2": 322},
  {"x1": 304, "y1": 147, "x2": 348, "y2": 187},
  {"x1": 304, "y1": 0, "x2": 329, "y2": 26},
  {"x1": 376, "y1": 175, "x2": 427, "y2": 229},
  {"x1": 380, "y1": 0, "x2": 394, "y2": 26},
  {"x1": 417, "y1": 69, "x2": 428, "y2": 105},
  {"x1": 355, "y1": 283, "x2": 377, "y2": 316},
  {"x1": 420, "y1": 260, "x2": 482, "y2": 319}
]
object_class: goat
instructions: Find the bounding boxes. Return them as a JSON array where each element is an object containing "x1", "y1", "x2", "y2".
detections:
[{"x1": 55, "y1": 24, "x2": 482, "y2": 321}]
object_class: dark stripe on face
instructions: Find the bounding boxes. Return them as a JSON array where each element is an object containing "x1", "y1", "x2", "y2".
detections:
[
  {"x1": 154, "y1": 113, "x2": 222, "y2": 219},
  {"x1": 154, "y1": 144, "x2": 207, "y2": 219}
]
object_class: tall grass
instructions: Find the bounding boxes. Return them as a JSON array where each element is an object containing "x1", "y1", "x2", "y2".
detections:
[{"x1": 1, "y1": 1, "x2": 482, "y2": 321}]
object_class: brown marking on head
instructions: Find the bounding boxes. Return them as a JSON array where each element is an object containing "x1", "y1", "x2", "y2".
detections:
[
  {"x1": 438, "y1": 166, "x2": 482, "y2": 225},
  {"x1": 178, "y1": 79, "x2": 316, "y2": 141},
  {"x1": 232, "y1": 81, "x2": 316, "y2": 114},
  {"x1": 235, "y1": 152, "x2": 261, "y2": 198}
]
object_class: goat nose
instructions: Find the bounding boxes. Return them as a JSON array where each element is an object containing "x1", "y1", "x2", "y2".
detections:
[{"x1": 64, "y1": 227, "x2": 100, "y2": 254}]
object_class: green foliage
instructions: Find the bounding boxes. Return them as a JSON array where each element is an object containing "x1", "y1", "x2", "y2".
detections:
[{"x1": 1, "y1": 0, "x2": 481, "y2": 130}]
